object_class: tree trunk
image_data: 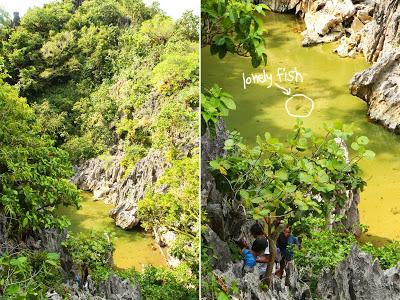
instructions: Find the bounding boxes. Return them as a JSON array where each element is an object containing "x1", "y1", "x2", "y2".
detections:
[{"x1": 263, "y1": 223, "x2": 285, "y2": 287}]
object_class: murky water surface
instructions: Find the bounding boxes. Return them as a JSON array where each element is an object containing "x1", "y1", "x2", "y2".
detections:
[
  {"x1": 58, "y1": 192, "x2": 167, "y2": 269},
  {"x1": 202, "y1": 13, "x2": 400, "y2": 244}
]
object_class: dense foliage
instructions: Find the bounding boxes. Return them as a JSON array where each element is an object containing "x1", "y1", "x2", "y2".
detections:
[
  {"x1": 136, "y1": 266, "x2": 198, "y2": 300},
  {"x1": 201, "y1": 0, "x2": 269, "y2": 67},
  {"x1": 201, "y1": 84, "x2": 236, "y2": 135},
  {"x1": 0, "y1": 78, "x2": 80, "y2": 235},
  {"x1": 294, "y1": 217, "x2": 400, "y2": 292},
  {"x1": 210, "y1": 120, "x2": 373, "y2": 225},
  {"x1": 138, "y1": 156, "x2": 200, "y2": 275},
  {"x1": 0, "y1": 251, "x2": 61, "y2": 298},
  {"x1": 1, "y1": 0, "x2": 199, "y2": 298},
  {"x1": 62, "y1": 231, "x2": 114, "y2": 283},
  {"x1": 1, "y1": 0, "x2": 198, "y2": 164}
]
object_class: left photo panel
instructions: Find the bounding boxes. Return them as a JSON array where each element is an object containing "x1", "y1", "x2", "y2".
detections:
[{"x1": 0, "y1": 0, "x2": 199, "y2": 299}]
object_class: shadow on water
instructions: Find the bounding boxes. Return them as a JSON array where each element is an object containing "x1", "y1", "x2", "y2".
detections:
[
  {"x1": 202, "y1": 12, "x2": 400, "y2": 242},
  {"x1": 58, "y1": 192, "x2": 167, "y2": 270}
]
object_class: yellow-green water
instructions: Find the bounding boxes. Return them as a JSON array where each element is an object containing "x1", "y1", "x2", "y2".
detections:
[
  {"x1": 202, "y1": 13, "x2": 400, "y2": 244},
  {"x1": 58, "y1": 192, "x2": 167, "y2": 269}
]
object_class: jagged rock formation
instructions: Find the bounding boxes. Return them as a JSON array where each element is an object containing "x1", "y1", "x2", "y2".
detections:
[
  {"x1": 47, "y1": 274, "x2": 142, "y2": 300},
  {"x1": 263, "y1": 0, "x2": 375, "y2": 47},
  {"x1": 73, "y1": 149, "x2": 169, "y2": 229},
  {"x1": 72, "y1": 149, "x2": 181, "y2": 266},
  {"x1": 350, "y1": 48, "x2": 400, "y2": 131},
  {"x1": 210, "y1": 246, "x2": 400, "y2": 300},
  {"x1": 212, "y1": 261, "x2": 311, "y2": 300},
  {"x1": 349, "y1": 0, "x2": 400, "y2": 132},
  {"x1": 201, "y1": 120, "x2": 248, "y2": 242},
  {"x1": 317, "y1": 246, "x2": 400, "y2": 300}
]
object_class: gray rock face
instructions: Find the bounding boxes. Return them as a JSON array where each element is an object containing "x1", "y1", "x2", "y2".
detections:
[
  {"x1": 73, "y1": 150, "x2": 169, "y2": 229},
  {"x1": 263, "y1": 0, "x2": 302, "y2": 13},
  {"x1": 301, "y1": 0, "x2": 357, "y2": 46},
  {"x1": 317, "y1": 246, "x2": 400, "y2": 300},
  {"x1": 350, "y1": 48, "x2": 400, "y2": 131},
  {"x1": 201, "y1": 120, "x2": 248, "y2": 242},
  {"x1": 358, "y1": 0, "x2": 400, "y2": 63},
  {"x1": 212, "y1": 261, "x2": 311, "y2": 300},
  {"x1": 104, "y1": 274, "x2": 142, "y2": 300},
  {"x1": 203, "y1": 226, "x2": 232, "y2": 272}
]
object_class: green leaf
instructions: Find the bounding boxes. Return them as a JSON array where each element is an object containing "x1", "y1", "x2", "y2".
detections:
[
  {"x1": 217, "y1": 292, "x2": 230, "y2": 300},
  {"x1": 363, "y1": 150, "x2": 375, "y2": 160},
  {"x1": 220, "y1": 96, "x2": 236, "y2": 110},
  {"x1": 209, "y1": 160, "x2": 220, "y2": 170},
  {"x1": 275, "y1": 169, "x2": 288, "y2": 181},
  {"x1": 357, "y1": 136, "x2": 369, "y2": 145},
  {"x1": 351, "y1": 142, "x2": 360, "y2": 151},
  {"x1": 251, "y1": 197, "x2": 263, "y2": 204},
  {"x1": 239, "y1": 190, "x2": 250, "y2": 199}
]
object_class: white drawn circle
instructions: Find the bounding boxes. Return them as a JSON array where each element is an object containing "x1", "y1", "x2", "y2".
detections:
[{"x1": 285, "y1": 94, "x2": 314, "y2": 118}]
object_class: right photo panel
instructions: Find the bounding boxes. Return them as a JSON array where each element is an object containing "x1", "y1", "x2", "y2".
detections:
[{"x1": 201, "y1": 1, "x2": 400, "y2": 299}]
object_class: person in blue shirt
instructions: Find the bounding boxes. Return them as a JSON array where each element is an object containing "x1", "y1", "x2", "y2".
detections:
[
  {"x1": 276, "y1": 226, "x2": 300, "y2": 278},
  {"x1": 239, "y1": 237, "x2": 268, "y2": 273}
]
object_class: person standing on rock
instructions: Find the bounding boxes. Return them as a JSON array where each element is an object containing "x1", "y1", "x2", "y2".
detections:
[
  {"x1": 238, "y1": 237, "x2": 268, "y2": 273},
  {"x1": 276, "y1": 226, "x2": 299, "y2": 278},
  {"x1": 250, "y1": 223, "x2": 271, "y2": 278}
]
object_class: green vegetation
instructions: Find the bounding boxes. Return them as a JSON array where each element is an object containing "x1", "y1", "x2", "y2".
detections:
[
  {"x1": 211, "y1": 120, "x2": 372, "y2": 224},
  {"x1": 138, "y1": 156, "x2": 200, "y2": 277},
  {"x1": 201, "y1": 84, "x2": 236, "y2": 135},
  {"x1": 0, "y1": 78, "x2": 80, "y2": 235},
  {"x1": 294, "y1": 217, "x2": 400, "y2": 292},
  {"x1": 1, "y1": 0, "x2": 198, "y2": 298},
  {"x1": 62, "y1": 231, "x2": 114, "y2": 283},
  {"x1": 0, "y1": 251, "x2": 61, "y2": 298},
  {"x1": 202, "y1": 0, "x2": 269, "y2": 67}
]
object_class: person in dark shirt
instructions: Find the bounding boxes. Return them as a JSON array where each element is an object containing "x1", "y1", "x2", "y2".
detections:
[{"x1": 276, "y1": 226, "x2": 299, "y2": 278}]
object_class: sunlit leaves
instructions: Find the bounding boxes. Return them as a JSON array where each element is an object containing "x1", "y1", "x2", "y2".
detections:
[
  {"x1": 209, "y1": 120, "x2": 374, "y2": 224},
  {"x1": 202, "y1": 84, "x2": 236, "y2": 135},
  {"x1": 0, "y1": 79, "x2": 80, "y2": 234}
]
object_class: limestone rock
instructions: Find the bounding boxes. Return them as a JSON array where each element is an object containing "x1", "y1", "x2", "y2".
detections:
[
  {"x1": 202, "y1": 226, "x2": 232, "y2": 272},
  {"x1": 317, "y1": 246, "x2": 400, "y2": 299},
  {"x1": 358, "y1": 0, "x2": 400, "y2": 63},
  {"x1": 301, "y1": 0, "x2": 356, "y2": 46},
  {"x1": 104, "y1": 274, "x2": 142, "y2": 300},
  {"x1": 201, "y1": 120, "x2": 248, "y2": 241},
  {"x1": 262, "y1": 0, "x2": 301, "y2": 13},
  {"x1": 350, "y1": 47, "x2": 400, "y2": 131},
  {"x1": 212, "y1": 262, "x2": 311, "y2": 300},
  {"x1": 73, "y1": 150, "x2": 169, "y2": 229}
]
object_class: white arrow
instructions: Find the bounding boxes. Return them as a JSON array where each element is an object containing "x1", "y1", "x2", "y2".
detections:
[{"x1": 275, "y1": 82, "x2": 291, "y2": 95}]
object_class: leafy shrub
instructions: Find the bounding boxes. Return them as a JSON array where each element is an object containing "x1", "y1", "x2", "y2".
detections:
[
  {"x1": 120, "y1": 144, "x2": 148, "y2": 175},
  {"x1": 62, "y1": 231, "x2": 114, "y2": 283},
  {"x1": 136, "y1": 266, "x2": 198, "y2": 300},
  {"x1": 0, "y1": 251, "x2": 61, "y2": 298},
  {"x1": 138, "y1": 156, "x2": 199, "y2": 273},
  {"x1": 0, "y1": 79, "x2": 80, "y2": 234},
  {"x1": 201, "y1": 84, "x2": 236, "y2": 135},
  {"x1": 362, "y1": 241, "x2": 400, "y2": 269}
]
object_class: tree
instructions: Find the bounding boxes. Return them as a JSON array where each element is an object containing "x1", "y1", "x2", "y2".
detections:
[
  {"x1": 0, "y1": 78, "x2": 80, "y2": 235},
  {"x1": 209, "y1": 120, "x2": 374, "y2": 284},
  {"x1": 201, "y1": 0, "x2": 269, "y2": 67}
]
